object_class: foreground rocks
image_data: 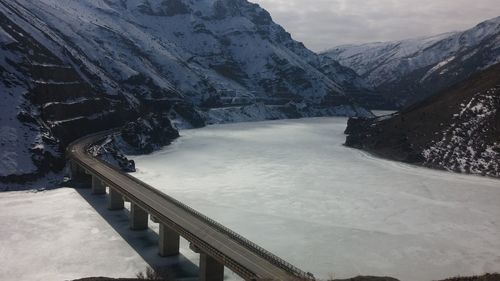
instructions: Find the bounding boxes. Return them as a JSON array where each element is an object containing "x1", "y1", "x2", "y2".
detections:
[
  {"x1": 87, "y1": 111, "x2": 187, "y2": 172},
  {"x1": 440, "y1": 274, "x2": 500, "y2": 281},
  {"x1": 73, "y1": 273, "x2": 500, "y2": 281},
  {"x1": 333, "y1": 276, "x2": 399, "y2": 281}
]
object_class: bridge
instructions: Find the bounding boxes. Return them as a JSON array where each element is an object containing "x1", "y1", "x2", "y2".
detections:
[{"x1": 67, "y1": 131, "x2": 315, "y2": 281}]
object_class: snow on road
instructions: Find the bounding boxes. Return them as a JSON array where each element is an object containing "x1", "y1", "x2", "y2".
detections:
[{"x1": 130, "y1": 117, "x2": 500, "y2": 281}]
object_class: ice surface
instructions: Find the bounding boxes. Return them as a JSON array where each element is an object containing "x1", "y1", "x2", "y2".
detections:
[
  {"x1": 0, "y1": 188, "x2": 244, "y2": 280},
  {"x1": 130, "y1": 117, "x2": 500, "y2": 281}
]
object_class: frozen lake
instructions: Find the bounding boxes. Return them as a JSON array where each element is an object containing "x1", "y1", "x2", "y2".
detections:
[{"x1": 130, "y1": 117, "x2": 500, "y2": 281}]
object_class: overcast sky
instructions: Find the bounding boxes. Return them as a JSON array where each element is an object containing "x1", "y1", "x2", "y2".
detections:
[{"x1": 250, "y1": 0, "x2": 500, "y2": 52}]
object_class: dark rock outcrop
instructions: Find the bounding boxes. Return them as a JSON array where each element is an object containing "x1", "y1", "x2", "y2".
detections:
[
  {"x1": 72, "y1": 273, "x2": 500, "y2": 281},
  {"x1": 88, "y1": 137, "x2": 136, "y2": 173},
  {"x1": 120, "y1": 112, "x2": 180, "y2": 155},
  {"x1": 334, "y1": 277, "x2": 400, "y2": 281}
]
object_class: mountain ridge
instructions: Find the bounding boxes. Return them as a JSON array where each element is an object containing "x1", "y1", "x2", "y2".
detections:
[{"x1": 322, "y1": 16, "x2": 500, "y2": 107}]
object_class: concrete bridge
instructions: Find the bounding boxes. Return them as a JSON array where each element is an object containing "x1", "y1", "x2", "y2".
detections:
[{"x1": 67, "y1": 131, "x2": 315, "y2": 281}]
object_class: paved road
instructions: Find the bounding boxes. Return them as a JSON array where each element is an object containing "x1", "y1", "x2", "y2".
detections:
[{"x1": 67, "y1": 131, "x2": 314, "y2": 281}]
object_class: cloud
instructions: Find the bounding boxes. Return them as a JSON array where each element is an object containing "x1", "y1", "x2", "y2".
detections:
[{"x1": 250, "y1": 0, "x2": 500, "y2": 51}]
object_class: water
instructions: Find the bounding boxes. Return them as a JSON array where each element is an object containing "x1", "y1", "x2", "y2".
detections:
[{"x1": 130, "y1": 117, "x2": 500, "y2": 281}]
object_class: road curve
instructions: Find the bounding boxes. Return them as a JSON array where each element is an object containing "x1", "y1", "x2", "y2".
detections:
[{"x1": 67, "y1": 131, "x2": 314, "y2": 281}]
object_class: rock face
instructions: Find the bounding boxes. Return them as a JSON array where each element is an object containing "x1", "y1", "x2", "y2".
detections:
[
  {"x1": 119, "y1": 112, "x2": 180, "y2": 154},
  {"x1": 0, "y1": 0, "x2": 373, "y2": 186},
  {"x1": 87, "y1": 137, "x2": 136, "y2": 173},
  {"x1": 0, "y1": 12, "x2": 134, "y2": 185},
  {"x1": 87, "y1": 111, "x2": 182, "y2": 171},
  {"x1": 323, "y1": 16, "x2": 500, "y2": 107},
  {"x1": 345, "y1": 63, "x2": 500, "y2": 178},
  {"x1": 0, "y1": 6, "x2": 190, "y2": 186}
]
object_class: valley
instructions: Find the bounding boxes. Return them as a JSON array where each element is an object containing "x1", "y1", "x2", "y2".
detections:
[{"x1": 0, "y1": 1, "x2": 499, "y2": 280}]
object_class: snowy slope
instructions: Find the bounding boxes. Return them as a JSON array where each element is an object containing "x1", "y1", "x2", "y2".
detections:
[
  {"x1": 2, "y1": 0, "x2": 372, "y2": 116},
  {"x1": 423, "y1": 87, "x2": 500, "y2": 175},
  {"x1": 324, "y1": 32, "x2": 456, "y2": 85},
  {"x1": 0, "y1": 13, "x2": 69, "y2": 183},
  {"x1": 0, "y1": 10, "x2": 144, "y2": 186},
  {"x1": 0, "y1": 0, "x2": 374, "y2": 185},
  {"x1": 345, "y1": 62, "x2": 500, "y2": 178},
  {"x1": 323, "y1": 16, "x2": 500, "y2": 107}
]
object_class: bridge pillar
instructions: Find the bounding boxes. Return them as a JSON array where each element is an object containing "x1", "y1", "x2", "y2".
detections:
[
  {"x1": 107, "y1": 188, "x2": 124, "y2": 210},
  {"x1": 69, "y1": 161, "x2": 79, "y2": 179},
  {"x1": 159, "y1": 223, "x2": 180, "y2": 257},
  {"x1": 91, "y1": 176, "x2": 106, "y2": 195},
  {"x1": 69, "y1": 161, "x2": 91, "y2": 184},
  {"x1": 199, "y1": 253, "x2": 224, "y2": 281},
  {"x1": 130, "y1": 203, "x2": 148, "y2": 230}
]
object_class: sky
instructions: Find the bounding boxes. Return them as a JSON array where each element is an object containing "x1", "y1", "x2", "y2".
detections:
[{"x1": 250, "y1": 0, "x2": 500, "y2": 52}]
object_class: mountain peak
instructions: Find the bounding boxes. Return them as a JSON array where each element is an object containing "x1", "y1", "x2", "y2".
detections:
[{"x1": 321, "y1": 16, "x2": 500, "y2": 107}]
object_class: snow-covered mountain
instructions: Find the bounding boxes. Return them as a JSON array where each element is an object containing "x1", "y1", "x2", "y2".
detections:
[
  {"x1": 345, "y1": 62, "x2": 500, "y2": 178},
  {"x1": 323, "y1": 16, "x2": 500, "y2": 107},
  {"x1": 0, "y1": 0, "x2": 373, "y2": 186},
  {"x1": 3, "y1": 0, "x2": 374, "y2": 117},
  {"x1": 0, "y1": 11, "x2": 143, "y2": 186}
]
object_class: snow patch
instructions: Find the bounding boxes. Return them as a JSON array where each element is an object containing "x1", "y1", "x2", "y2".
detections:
[
  {"x1": 420, "y1": 56, "x2": 456, "y2": 83},
  {"x1": 0, "y1": 26, "x2": 17, "y2": 45},
  {"x1": 423, "y1": 87, "x2": 500, "y2": 177}
]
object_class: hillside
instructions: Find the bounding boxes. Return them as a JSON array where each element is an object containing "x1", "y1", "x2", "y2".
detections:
[
  {"x1": 323, "y1": 16, "x2": 500, "y2": 107},
  {"x1": 0, "y1": 0, "x2": 373, "y2": 187},
  {"x1": 1, "y1": 0, "x2": 375, "y2": 119},
  {"x1": 344, "y1": 63, "x2": 500, "y2": 177}
]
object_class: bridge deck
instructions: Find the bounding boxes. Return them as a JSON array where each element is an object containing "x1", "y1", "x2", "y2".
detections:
[{"x1": 68, "y1": 131, "x2": 312, "y2": 281}]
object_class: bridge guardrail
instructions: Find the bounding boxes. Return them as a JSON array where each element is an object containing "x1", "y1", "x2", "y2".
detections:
[{"x1": 68, "y1": 131, "x2": 315, "y2": 281}]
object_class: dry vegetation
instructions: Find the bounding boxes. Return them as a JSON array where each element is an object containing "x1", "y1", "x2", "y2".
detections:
[
  {"x1": 438, "y1": 273, "x2": 500, "y2": 281},
  {"x1": 74, "y1": 272, "x2": 500, "y2": 281}
]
